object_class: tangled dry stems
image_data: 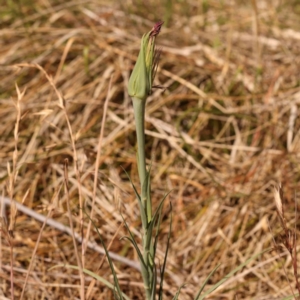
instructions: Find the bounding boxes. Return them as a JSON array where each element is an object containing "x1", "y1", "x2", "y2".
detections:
[{"x1": 1, "y1": 0, "x2": 300, "y2": 299}]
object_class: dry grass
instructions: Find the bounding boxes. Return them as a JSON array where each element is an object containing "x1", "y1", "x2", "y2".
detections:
[{"x1": 1, "y1": 0, "x2": 300, "y2": 299}]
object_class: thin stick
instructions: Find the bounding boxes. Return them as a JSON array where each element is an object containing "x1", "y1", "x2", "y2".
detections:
[
  {"x1": 64, "y1": 159, "x2": 85, "y2": 300},
  {"x1": 13, "y1": 63, "x2": 86, "y2": 290},
  {"x1": 86, "y1": 223, "x2": 123, "y2": 300},
  {"x1": 0, "y1": 196, "x2": 140, "y2": 270},
  {"x1": 7, "y1": 83, "x2": 26, "y2": 300},
  {"x1": 20, "y1": 204, "x2": 55, "y2": 300}
]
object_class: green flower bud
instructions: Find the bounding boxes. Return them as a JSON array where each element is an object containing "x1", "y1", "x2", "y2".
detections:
[{"x1": 128, "y1": 21, "x2": 163, "y2": 101}]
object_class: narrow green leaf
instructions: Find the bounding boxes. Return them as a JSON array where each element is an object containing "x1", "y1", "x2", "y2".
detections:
[
  {"x1": 122, "y1": 167, "x2": 147, "y2": 226},
  {"x1": 113, "y1": 289, "x2": 121, "y2": 300},
  {"x1": 145, "y1": 220, "x2": 155, "y2": 253},
  {"x1": 172, "y1": 284, "x2": 187, "y2": 300},
  {"x1": 50, "y1": 264, "x2": 131, "y2": 300},
  {"x1": 152, "y1": 191, "x2": 172, "y2": 224},
  {"x1": 197, "y1": 248, "x2": 271, "y2": 300},
  {"x1": 194, "y1": 263, "x2": 221, "y2": 299},
  {"x1": 153, "y1": 197, "x2": 167, "y2": 259},
  {"x1": 141, "y1": 167, "x2": 152, "y2": 223},
  {"x1": 158, "y1": 203, "x2": 172, "y2": 300},
  {"x1": 120, "y1": 236, "x2": 146, "y2": 270},
  {"x1": 150, "y1": 262, "x2": 157, "y2": 300},
  {"x1": 146, "y1": 166, "x2": 152, "y2": 222},
  {"x1": 122, "y1": 167, "x2": 141, "y2": 202},
  {"x1": 120, "y1": 214, "x2": 147, "y2": 270},
  {"x1": 83, "y1": 210, "x2": 124, "y2": 299},
  {"x1": 144, "y1": 192, "x2": 171, "y2": 258}
]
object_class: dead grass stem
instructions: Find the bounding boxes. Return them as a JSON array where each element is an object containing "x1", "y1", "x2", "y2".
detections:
[{"x1": 1, "y1": 0, "x2": 300, "y2": 298}]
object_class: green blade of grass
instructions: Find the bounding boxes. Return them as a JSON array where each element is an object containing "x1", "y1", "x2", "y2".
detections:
[
  {"x1": 83, "y1": 210, "x2": 124, "y2": 299},
  {"x1": 150, "y1": 264, "x2": 157, "y2": 300},
  {"x1": 122, "y1": 167, "x2": 147, "y2": 227},
  {"x1": 196, "y1": 248, "x2": 271, "y2": 300},
  {"x1": 194, "y1": 263, "x2": 221, "y2": 299},
  {"x1": 120, "y1": 214, "x2": 147, "y2": 270},
  {"x1": 172, "y1": 284, "x2": 187, "y2": 300},
  {"x1": 145, "y1": 191, "x2": 171, "y2": 251},
  {"x1": 145, "y1": 166, "x2": 152, "y2": 222},
  {"x1": 158, "y1": 202, "x2": 172, "y2": 300},
  {"x1": 50, "y1": 264, "x2": 131, "y2": 300},
  {"x1": 119, "y1": 236, "x2": 146, "y2": 269}
]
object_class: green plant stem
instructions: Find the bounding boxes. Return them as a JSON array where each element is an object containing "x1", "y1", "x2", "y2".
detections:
[{"x1": 132, "y1": 96, "x2": 153, "y2": 299}]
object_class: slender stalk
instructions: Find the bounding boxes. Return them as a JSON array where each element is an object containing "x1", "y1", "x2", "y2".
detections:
[
  {"x1": 128, "y1": 22, "x2": 163, "y2": 300},
  {"x1": 132, "y1": 96, "x2": 152, "y2": 299},
  {"x1": 132, "y1": 97, "x2": 153, "y2": 223},
  {"x1": 64, "y1": 160, "x2": 85, "y2": 300},
  {"x1": 9, "y1": 239, "x2": 14, "y2": 300}
]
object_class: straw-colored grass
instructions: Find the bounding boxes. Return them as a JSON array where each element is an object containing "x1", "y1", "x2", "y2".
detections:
[{"x1": 1, "y1": 0, "x2": 300, "y2": 299}]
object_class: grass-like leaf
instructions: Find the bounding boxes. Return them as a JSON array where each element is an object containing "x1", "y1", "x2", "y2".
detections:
[
  {"x1": 119, "y1": 235, "x2": 146, "y2": 269},
  {"x1": 145, "y1": 166, "x2": 152, "y2": 222},
  {"x1": 152, "y1": 191, "x2": 172, "y2": 225},
  {"x1": 122, "y1": 167, "x2": 147, "y2": 227},
  {"x1": 196, "y1": 248, "x2": 271, "y2": 300},
  {"x1": 119, "y1": 213, "x2": 146, "y2": 269},
  {"x1": 172, "y1": 284, "x2": 187, "y2": 300},
  {"x1": 150, "y1": 263, "x2": 157, "y2": 300},
  {"x1": 83, "y1": 210, "x2": 124, "y2": 299},
  {"x1": 153, "y1": 193, "x2": 169, "y2": 259},
  {"x1": 158, "y1": 202, "x2": 173, "y2": 300},
  {"x1": 194, "y1": 263, "x2": 221, "y2": 299},
  {"x1": 50, "y1": 264, "x2": 131, "y2": 300}
]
